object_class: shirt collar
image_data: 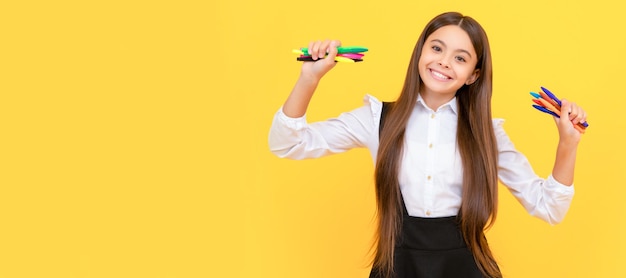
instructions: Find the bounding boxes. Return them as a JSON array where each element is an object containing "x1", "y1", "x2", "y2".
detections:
[{"x1": 416, "y1": 93, "x2": 458, "y2": 115}]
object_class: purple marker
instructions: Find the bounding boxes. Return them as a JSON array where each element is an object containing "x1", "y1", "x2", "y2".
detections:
[{"x1": 540, "y1": 86, "x2": 562, "y2": 106}]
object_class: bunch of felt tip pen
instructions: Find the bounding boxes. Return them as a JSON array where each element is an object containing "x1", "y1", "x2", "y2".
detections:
[
  {"x1": 292, "y1": 46, "x2": 368, "y2": 63},
  {"x1": 530, "y1": 86, "x2": 589, "y2": 133}
]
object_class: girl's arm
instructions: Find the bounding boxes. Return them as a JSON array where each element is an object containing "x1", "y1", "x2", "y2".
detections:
[
  {"x1": 282, "y1": 40, "x2": 341, "y2": 117},
  {"x1": 551, "y1": 99, "x2": 588, "y2": 185},
  {"x1": 269, "y1": 39, "x2": 379, "y2": 160}
]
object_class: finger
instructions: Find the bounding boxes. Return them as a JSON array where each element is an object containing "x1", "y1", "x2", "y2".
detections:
[
  {"x1": 317, "y1": 39, "x2": 331, "y2": 61},
  {"x1": 579, "y1": 111, "x2": 588, "y2": 125},
  {"x1": 326, "y1": 40, "x2": 341, "y2": 62},
  {"x1": 309, "y1": 40, "x2": 320, "y2": 60},
  {"x1": 570, "y1": 103, "x2": 587, "y2": 125},
  {"x1": 566, "y1": 101, "x2": 578, "y2": 122},
  {"x1": 574, "y1": 109, "x2": 588, "y2": 126}
]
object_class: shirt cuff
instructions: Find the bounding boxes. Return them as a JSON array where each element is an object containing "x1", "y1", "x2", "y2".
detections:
[
  {"x1": 276, "y1": 106, "x2": 308, "y2": 131},
  {"x1": 546, "y1": 174, "x2": 575, "y2": 195}
]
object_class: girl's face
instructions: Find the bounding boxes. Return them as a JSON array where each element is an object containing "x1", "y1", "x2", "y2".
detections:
[{"x1": 418, "y1": 25, "x2": 480, "y2": 98}]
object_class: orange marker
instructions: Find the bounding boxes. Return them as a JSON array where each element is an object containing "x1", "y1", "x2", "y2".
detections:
[
  {"x1": 537, "y1": 98, "x2": 561, "y2": 116},
  {"x1": 538, "y1": 91, "x2": 560, "y2": 109}
]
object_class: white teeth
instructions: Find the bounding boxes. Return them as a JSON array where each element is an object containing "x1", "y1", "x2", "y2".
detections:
[{"x1": 431, "y1": 70, "x2": 449, "y2": 79}]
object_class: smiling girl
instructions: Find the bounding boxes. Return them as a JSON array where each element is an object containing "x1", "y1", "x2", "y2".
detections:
[{"x1": 268, "y1": 12, "x2": 587, "y2": 278}]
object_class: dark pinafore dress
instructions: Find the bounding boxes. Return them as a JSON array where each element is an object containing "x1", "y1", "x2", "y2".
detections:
[{"x1": 369, "y1": 102, "x2": 486, "y2": 278}]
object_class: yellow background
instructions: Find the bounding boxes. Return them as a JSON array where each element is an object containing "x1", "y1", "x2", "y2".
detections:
[{"x1": 1, "y1": 0, "x2": 624, "y2": 277}]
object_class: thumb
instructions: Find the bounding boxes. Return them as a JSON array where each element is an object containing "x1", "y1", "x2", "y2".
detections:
[
  {"x1": 555, "y1": 100, "x2": 570, "y2": 126},
  {"x1": 559, "y1": 99, "x2": 573, "y2": 122}
]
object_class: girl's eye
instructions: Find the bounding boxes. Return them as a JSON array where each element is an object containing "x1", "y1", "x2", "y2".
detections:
[
  {"x1": 432, "y1": 45, "x2": 441, "y2": 52},
  {"x1": 455, "y1": 56, "x2": 466, "y2": 62}
]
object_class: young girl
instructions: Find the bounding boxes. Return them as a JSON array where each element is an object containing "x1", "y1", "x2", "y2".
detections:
[{"x1": 268, "y1": 12, "x2": 587, "y2": 278}]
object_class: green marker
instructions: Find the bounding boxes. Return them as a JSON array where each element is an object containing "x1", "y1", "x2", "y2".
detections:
[{"x1": 299, "y1": 46, "x2": 368, "y2": 56}]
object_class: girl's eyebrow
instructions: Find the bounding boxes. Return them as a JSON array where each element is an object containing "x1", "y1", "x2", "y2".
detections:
[{"x1": 430, "y1": 39, "x2": 473, "y2": 58}]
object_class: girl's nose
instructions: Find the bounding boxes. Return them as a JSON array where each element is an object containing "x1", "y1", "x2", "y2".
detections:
[{"x1": 438, "y1": 59, "x2": 450, "y2": 68}]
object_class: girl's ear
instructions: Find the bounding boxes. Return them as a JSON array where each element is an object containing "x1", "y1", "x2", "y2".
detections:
[{"x1": 466, "y1": 69, "x2": 480, "y2": 85}]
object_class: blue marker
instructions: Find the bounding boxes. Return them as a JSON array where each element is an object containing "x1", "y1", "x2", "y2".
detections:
[{"x1": 532, "y1": 104, "x2": 559, "y2": 117}]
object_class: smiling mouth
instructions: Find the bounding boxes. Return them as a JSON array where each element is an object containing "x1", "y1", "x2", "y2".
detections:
[{"x1": 429, "y1": 69, "x2": 452, "y2": 81}]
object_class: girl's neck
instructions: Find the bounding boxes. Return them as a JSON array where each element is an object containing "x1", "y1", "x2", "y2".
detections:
[{"x1": 419, "y1": 90, "x2": 455, "y2": 112}]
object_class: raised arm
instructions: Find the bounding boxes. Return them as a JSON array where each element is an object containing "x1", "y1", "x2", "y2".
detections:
[
  {"x1": 551, "y1": 99, "x2": 588, "y2": 185},
  {"x1": 282, "y1": 40, "x2": 341, "y2": 117}
]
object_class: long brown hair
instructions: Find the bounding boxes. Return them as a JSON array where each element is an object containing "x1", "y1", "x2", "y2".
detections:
[{"x1": 373, "y1": 12, "x2": 501, "y2": 278}]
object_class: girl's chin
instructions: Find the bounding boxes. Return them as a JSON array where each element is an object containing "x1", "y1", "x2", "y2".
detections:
[{"x1": 422, "y1": 82, "x2": 460, "y2": 95}]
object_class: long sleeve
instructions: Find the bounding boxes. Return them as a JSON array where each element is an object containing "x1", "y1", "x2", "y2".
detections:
[
  {"x1": 494, "y1": 119, "x2": 575, "y2": 224},
  {"x1": 268, "y1": 95, "x2": 382, "y2": 160}
]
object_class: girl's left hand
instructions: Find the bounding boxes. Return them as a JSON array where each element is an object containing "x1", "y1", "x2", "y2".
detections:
[{"x1": 554, "y1": 99, "x2": 588, "y2": 145}]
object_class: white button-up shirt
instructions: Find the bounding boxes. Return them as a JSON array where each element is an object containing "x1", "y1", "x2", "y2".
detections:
[{"x1": 268, "y1": 94, "x2": 574, "y2": 224}]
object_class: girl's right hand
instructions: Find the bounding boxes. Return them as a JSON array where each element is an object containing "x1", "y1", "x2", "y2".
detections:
[{"x1": 300, "y1": 40, "x2": 342, "y2": 81}]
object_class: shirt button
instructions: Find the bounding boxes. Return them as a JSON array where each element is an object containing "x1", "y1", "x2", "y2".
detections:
[
  {"x1": 427, "y1": 175, "x2": 431, "y2": 180},
  {"x1": 431, "y1": 114, "x2": 435, "y2": 119},
  {"x1": 426, "y1": 210, "x2": 432, "y2": 216},
  {"x1": 429, "y1": 143, "x2": 433, "y2": 148}
]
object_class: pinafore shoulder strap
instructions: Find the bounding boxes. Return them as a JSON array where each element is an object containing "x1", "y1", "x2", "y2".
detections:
[{"x1": 379, "y1": 101, "x2": 394, "y2": 138}]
